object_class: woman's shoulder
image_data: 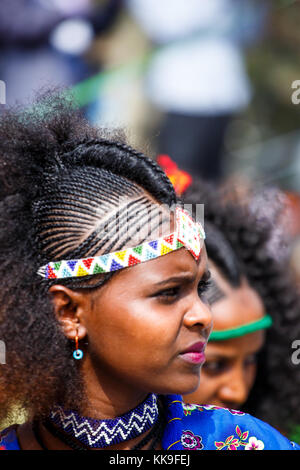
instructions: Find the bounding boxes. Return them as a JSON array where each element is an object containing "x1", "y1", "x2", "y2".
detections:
[
  {"x1": 180, "y1": 403, "x2": 300, "y2": 450},
  {"x1": 0, "y1": 425, "x2": 21, "y2": 450}
]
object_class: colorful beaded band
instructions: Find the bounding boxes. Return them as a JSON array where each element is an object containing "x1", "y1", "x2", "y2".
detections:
[
  {"x1": 208, "y1": 314, "x2": 273, "y2": 341},
  {"x1": 37, "y1": 207, "x2": 205, "y2": 280}
]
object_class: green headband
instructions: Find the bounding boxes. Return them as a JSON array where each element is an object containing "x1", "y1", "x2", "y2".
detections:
[{"x1": 208, "y1": 314, "x2": 273, "y2": 341}]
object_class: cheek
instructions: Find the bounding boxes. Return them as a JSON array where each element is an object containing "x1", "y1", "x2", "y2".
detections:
[{"x1": 87, "y1": 299, "x2": 181, "y2": 361}]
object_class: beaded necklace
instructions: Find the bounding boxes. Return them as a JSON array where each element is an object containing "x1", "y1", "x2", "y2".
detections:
[
  {"x1": 33, "y1": 410, "x2": 164, "y2": 450},
  {"x1": 33, "y1": 393, "x2": 162, "y2": 450}
]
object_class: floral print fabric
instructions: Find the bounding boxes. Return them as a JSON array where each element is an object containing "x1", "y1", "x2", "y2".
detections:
[{"x1": 161, "y1": 395, "x2": 300, "y2": 450}]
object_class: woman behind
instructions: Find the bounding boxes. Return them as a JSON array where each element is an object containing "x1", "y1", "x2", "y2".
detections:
[
  {"x1": 182, "y1": 179, "x2": 300, "y2": 439},
  {"x1": 0, "y1": 92, "x2": 298, "y2": 450}
]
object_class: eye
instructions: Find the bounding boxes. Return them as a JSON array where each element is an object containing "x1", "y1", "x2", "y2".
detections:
[
  {"x1": 154, "y1": 286, "x2": 181, "y2": 302},
  {"x1": 203, "y1": 358, "x2": 229, "y2": 376},
  {"x1": 244, "y1": 353, "x2": 258, "y2": 368},
  {"x1": 197, "y1": 273, "x2": 212, "y2": 299}
]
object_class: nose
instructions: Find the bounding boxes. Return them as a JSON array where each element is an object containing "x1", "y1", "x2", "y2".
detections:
[
  {"x1": 217, "y1": 366, "x2": 249, "y2": 408},
  {"x1": 183, "y1": 294, "x2": 213, "y2": 338}
]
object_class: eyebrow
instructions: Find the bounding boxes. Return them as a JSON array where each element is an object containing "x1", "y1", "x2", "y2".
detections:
[
  {"x1": 153, "y1": 268, "x2": 210, "y2": 288},
  {"x1": 153, "y1": 274, "x2": 196, "y2": 287}
]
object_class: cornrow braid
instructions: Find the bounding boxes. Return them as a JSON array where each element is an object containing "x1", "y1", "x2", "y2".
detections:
[
  {"x1": 57, "y1": 137, "x2": 177, "y2": 208},
  {"x1": 62, "y1": 197, "x2": 153, "y2": 259},
  {"x1": 34, "y1": 165, "x2": 170, "y2": 282}
]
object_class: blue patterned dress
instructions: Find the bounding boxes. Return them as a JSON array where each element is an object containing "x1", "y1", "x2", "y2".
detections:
[{"x1": 0, "y1": 395, "x2": 299, "y2": 450}]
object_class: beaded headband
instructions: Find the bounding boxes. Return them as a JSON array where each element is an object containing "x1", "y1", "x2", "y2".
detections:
[
  {"x1": 209, "y1": 314, "x2": 273, "y2": 341},
  {"x1": 37, "y1": 207, "x2": 205, "y2": 280}
]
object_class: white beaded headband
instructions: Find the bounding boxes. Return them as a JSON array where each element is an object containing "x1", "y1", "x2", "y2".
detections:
[{"x1": 37, "y1": 207, "x2": 205, "y2": 280}]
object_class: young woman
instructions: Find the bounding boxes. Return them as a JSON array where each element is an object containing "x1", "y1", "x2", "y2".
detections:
[
  {"x1": 0, "y1": 93, "x2": 298, "y2": 450},
  {"x1": 182, "y1": 179, "x2": 300, "y2": 439}
]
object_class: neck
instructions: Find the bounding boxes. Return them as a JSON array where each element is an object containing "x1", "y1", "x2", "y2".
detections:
[
  {"x1": 27, "y1": 358, "x2": 164, "y2": 450},
  {"x1": 79, "y1": 357, "x2": 150, "y2": 419}
]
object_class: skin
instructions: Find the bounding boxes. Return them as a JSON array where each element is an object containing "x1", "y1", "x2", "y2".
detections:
[
  {"x1": 18, "y1": 246, "x2": 212, "y2": 450},
  {"x1": 184, "y1": 262, "x2": 266, "y2": 410}
]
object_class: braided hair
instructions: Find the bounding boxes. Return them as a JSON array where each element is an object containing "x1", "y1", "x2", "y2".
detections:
[
  {"x1": 0, "y1": 92, "x2": 177, "y2": 423},
  {"x1": 183, "y1": 179, "x2": 300, "y2": 435}
]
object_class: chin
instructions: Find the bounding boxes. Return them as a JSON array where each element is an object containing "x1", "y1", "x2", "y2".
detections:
[{"x1": 159, "y1": 372, "x2": 201, "y2": 397}]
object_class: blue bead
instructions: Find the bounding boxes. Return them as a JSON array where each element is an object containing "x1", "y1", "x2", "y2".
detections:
[{"x1": 73, "y1": 349, "x2": 83, "y2": 360}]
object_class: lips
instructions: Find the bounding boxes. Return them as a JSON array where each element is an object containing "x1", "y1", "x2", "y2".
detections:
[
  {"x1": 181, "y1": 342, "x2": 206, "y2": 354},
  {"x1": 179, "y1": 341, "x2": 206, "y2": 365}
]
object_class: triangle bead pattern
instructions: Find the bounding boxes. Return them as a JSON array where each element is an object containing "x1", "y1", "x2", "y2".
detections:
[
  {"x1": 49, "y1": 393, "x2": 159, "y2": 448},
  {"x1": 37, "y1": 207, "x2": 205, "y2": 280}
]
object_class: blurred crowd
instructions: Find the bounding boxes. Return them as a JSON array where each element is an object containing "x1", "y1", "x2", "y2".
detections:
[{"x1": 1, "y1": 1, "x2": 300, "y2": 182}]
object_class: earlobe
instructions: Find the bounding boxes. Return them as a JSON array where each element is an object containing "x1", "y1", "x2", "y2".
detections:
[{"x1": 48, "y1": 285, "x2": 87, "y2": 340}]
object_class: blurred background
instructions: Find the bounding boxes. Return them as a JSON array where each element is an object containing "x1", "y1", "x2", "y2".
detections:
[{"x1": 0, "y1": 0, "x2": 300, "y2": 276}]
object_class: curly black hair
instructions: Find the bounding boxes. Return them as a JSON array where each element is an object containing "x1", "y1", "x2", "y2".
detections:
[
  {"x1": 0, "y1": 91, "x2": 177, "y2": 425},
  {"x1": 183, "y1": 179, "x2": 300, "y2": 435}
]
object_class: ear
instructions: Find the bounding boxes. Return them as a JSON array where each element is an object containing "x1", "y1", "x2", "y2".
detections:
[{"x1": 48, "y1": 285, "x2": 88, "y2": 341}]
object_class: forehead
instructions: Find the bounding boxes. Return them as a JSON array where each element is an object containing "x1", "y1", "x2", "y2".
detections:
[
  {"x1": 207, "y1": 330, "x2": 266, "y2": 357},
  {"x1": 209, "y1": 263, "x2": 265, "y2": 331}
]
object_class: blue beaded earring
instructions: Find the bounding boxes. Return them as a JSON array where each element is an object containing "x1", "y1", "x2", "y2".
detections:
[{"x1": 73, "y1": 330, "x2": 83, "y2": 360}]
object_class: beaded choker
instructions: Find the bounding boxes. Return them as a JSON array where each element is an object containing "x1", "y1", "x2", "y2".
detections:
[
  {"x1": 37, "y1": 207, "x2": 205, "y2": 280},
  {"x1": 46, "y1": 393, "x2": 159, "y2": 449}
]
